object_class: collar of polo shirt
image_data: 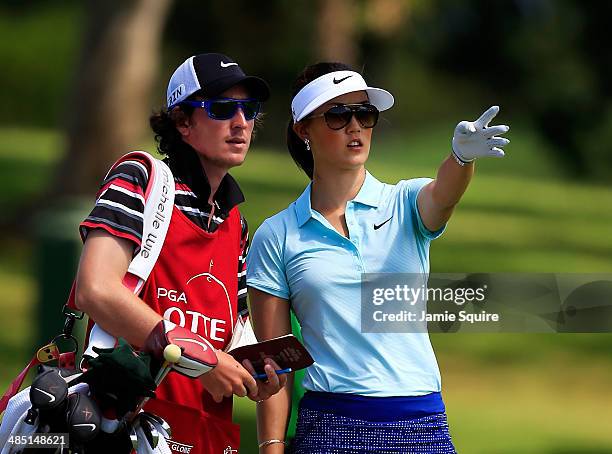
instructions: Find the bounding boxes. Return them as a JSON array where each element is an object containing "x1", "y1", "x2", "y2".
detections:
[
  {"x1": 291, "y1": 71, "x2": 395, "y2": 123},
  {"x1": 295, "y1": 171, "x2": 384, "y2": 227}
]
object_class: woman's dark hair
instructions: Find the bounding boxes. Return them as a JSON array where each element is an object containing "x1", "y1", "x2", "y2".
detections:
[{"x1": 287, "y1": 62, "x2": 355, "y2": 180}]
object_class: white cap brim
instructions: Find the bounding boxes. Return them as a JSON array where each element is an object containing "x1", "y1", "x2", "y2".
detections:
[{"x1": 291, "y1": 71, "x2": 394, "y2": 122}]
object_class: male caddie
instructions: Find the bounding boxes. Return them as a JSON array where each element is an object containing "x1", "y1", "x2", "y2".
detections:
[{"x1": 75, "y1": 53, "x2": 286, "y2": 452}]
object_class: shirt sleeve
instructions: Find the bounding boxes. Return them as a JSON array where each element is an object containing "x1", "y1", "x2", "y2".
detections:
[
  {"x1": 79, "y1": 156, "x2": 151, "y2": 249},
  {"x1": 404, "y1": 178, "x2": 446, "y2": 241},
  {"x1": 237, "y1": 215, "x2": 249, "y2": 318},
  {"x1": 246, "y1": 221, "x2": 290, "y2": 300}
]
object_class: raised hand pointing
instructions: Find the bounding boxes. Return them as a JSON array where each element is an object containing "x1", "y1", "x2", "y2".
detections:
[{"x1": 452, "y1": 105, "x2": 510, "y2": 164}]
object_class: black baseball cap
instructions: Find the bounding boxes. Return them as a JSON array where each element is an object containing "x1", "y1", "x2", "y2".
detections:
[{"x1": 166, "y1": 53, "x2": 270, "y2": 108}]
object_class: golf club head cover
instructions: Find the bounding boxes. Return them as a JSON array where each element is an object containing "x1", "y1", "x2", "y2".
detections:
[
  {"x1": 29, "y1": 366, "x2": 69, "y2": 412},
  {"x1": 66, "y1": 392, "x2": 101, "y2": 444},
  {"x1": 144, "y1": 320, "x2": 217, "y2": 378}
]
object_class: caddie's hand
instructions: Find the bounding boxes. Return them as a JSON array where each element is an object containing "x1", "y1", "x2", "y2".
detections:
[
  {"x1": 199, "y1": 350, "x2": 258, "y2": 403},
  {"x1": 242, "y1": 357, "x2": 288, "y2": 402},
  {"x1": 144, "y1": 319, "x2": 217, "y2": 378},
  {"x1": 451, "y1": 105, "x2": 510, "y2": 164}
]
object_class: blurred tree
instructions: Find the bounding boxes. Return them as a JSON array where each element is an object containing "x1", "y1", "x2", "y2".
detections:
[
  {"x1": 160, "y1": 0, "x2": 415, "y2": 148},
  {"x1": 5, "y1": 0, "x2": 608, "y2": 181},
  {"x1": 0, "y1": 2, "x2": 83, "y2": 127},
  {"x1": 534, "y1": 0, "x2": 612, "y2": 180},
  {"x1": 408, "y1": 0, "x2": 612, "y2": 180},
  {"x1": 363, "y1": 0, "x2": 411, "y2": 36},
  {"x1": 161, "y1": 0, "x2": 315, "y2": 148},
  {"x1": 51, "y1": 0, "x2": 173, "y2": 196},
  {"x1": 315, "y1": 0, "x2": 358, "y2": 65}
]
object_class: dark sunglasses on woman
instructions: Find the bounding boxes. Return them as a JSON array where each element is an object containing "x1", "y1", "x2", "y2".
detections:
[
  {"x1": 181, "y1": 98, "x2": 261, "y2": 120},
  {"x1": 307, "y1": 103, "x2": 379, "y2": 130}
]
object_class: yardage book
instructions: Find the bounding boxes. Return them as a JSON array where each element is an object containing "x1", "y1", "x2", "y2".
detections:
[{"x1": 229, "y1": 334, "x2": 314, "y2": 374}]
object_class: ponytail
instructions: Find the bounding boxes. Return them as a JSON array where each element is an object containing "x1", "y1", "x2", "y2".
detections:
[{"x1": 286, "y1": 120, "x2": 314, "y2": 179}]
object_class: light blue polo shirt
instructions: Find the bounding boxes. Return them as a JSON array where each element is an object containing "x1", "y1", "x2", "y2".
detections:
[{"x1": 247, "y1": 171, "x2": 445, "y2": 396}]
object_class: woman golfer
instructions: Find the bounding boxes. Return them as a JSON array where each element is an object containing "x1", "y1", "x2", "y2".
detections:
[{"x1": 246, "y1": 62, "x2": 509, "y2": 452}]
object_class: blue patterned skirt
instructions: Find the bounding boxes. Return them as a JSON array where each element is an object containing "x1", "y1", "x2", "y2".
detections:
[{"x1": 292, "y1": 392, "x2": 456, "y2": 453}]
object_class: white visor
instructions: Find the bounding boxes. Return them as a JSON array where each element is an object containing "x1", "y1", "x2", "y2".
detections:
[{"x1": 291, "y1": 70, "x2": 394, "y2": 123}]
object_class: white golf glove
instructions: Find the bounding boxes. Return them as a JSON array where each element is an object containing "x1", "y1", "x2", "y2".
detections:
[{"x1": 451, "y1": 105, "x2": 510, "y2": 165}]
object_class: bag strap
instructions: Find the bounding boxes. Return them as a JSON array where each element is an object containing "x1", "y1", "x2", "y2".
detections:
[
  {"x1": 124, "y1": 153, "x2": 175, "y2": 294},
  {"x1": 63, "y1": 151, "x2": 175, "y2": 309},
  {"x1": 83, "y1": 151, "x2": 175, "y2": 357},
  {"x1": 0, "y1": 357, "x2": 39, "y2": 414},
  {"x1": 0, "y1": 338, "x2": 67, "y2": 413}
]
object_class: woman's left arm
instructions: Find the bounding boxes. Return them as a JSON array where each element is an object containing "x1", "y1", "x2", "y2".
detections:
[{"x1": 418, "y1": 105, "x2": 510, "y2": 231}]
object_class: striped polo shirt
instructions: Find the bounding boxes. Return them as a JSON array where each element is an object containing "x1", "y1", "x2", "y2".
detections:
[{"x1": 80, "y1": 150, "x2": 249, "y2": 314}]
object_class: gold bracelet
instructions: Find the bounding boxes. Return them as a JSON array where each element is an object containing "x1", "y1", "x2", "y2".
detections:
[{"x1": 258, "y1": 439, "x2": 285, "y2": 448}]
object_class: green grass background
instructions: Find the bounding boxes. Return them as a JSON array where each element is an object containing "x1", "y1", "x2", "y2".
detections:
[{"x1": 1, "y1": 123, "x2": 611, "y2": 453}]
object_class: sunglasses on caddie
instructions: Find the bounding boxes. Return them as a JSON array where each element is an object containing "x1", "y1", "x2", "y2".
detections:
[
  {"x1": 307, "y1": 103, "x2": 379, "y2": 130},
  {"x1": 181, "y1": 98, "x2": 261, "y2": 120}
]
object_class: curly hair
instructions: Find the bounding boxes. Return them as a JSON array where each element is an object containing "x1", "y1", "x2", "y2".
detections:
[{"x1": 149, "y1": 103, "x2": 196, "y2": 163}]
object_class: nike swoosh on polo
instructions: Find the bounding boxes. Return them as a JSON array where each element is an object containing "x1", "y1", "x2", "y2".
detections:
[
  {"x1": 220, "y1": 61, "x2": 238, "y2": 68},
  {"x1": 333, "y1": 75, "x2": 352, "y2": 84},
  {"x1": 32, "y1": 387, "x2": 56, "y2": 403},
  {"x1": 373, "y1": 216, "x2": 393, "y2": 230},
  {"x1": 73, "y1": 423, "x2": 97, "y2": 431}
]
